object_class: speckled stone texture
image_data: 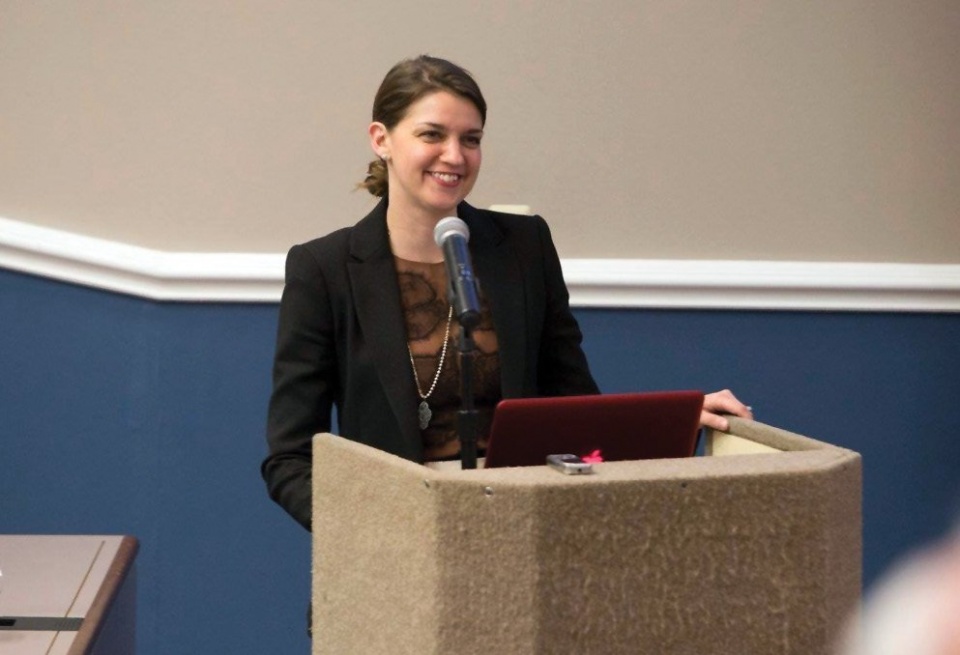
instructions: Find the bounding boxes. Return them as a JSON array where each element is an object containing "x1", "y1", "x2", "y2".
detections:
[{"x1": 312, "y1": 418, "x2": 861, "y2": 654}]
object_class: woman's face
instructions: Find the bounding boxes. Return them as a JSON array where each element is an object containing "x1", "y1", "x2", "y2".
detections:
[{"x1": 370, "y1": 90, "x2": 484, "y2": 222}]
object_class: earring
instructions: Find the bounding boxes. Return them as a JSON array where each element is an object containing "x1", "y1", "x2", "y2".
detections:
[{"x1": 381, "y1": 153, "x2": 390, "y2": 162}]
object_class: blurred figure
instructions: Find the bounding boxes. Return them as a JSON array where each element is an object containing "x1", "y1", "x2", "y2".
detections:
[{"x1": 839, "y1": 529, "x2": 960, "y2": 655}]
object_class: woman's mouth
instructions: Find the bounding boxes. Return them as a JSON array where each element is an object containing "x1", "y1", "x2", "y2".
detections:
[{"x1": 429, "y1": 171, "x2": 462, "y2": 185}]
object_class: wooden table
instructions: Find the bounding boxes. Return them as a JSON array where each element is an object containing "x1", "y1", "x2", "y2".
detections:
[{"x1": 0, "y1": 535, "x2": 138, "y2": 655}]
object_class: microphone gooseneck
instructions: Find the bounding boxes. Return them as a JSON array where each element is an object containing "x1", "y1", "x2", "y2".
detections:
[{"x1": 433, "y1": 217, "x2": 482, "y2": 330}]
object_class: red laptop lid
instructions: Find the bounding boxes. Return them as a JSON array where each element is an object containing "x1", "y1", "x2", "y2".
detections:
[{"x1": 483, "y1": 391, "x2": 704, "y2": 468}]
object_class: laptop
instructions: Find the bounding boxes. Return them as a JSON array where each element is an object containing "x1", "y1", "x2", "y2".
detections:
[{"x1": 482, "y1": 391, "x2": 704, "y2": 468}]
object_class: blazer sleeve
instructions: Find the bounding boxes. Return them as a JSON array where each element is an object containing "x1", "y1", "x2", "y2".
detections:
[
  {"x1": 261, "y1": 244, "x2": 339, "y2": 531},
  {"x1": 533, "y1": 216, "x2": 601, "y2": 397}
]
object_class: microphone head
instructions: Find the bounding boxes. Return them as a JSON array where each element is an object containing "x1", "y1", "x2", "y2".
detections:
[{"x1": 434, "y1": 216, "x2": 470, "y2": 247}]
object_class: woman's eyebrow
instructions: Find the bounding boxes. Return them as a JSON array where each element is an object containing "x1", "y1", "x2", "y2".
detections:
[{"x1": 415, "y1": 122, "x2": 483, "y2": 135}]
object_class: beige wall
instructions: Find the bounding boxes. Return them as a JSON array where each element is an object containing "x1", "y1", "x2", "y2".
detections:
[{"x1": 1, "y1": 1, "x2": 957, "y2": 262}]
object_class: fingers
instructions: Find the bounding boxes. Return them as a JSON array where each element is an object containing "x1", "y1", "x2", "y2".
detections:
[
  {"x1": 703, "y1": 389, "x2": 753, "y2": 419},
  {"x1": 700, "y1": 409, "x2": 731, "y2": 433},
  {"x1": 699, "y1": 389, "x2": 754, "y2": 431}
]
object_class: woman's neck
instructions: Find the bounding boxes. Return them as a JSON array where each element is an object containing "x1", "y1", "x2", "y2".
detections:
[{"x1": 386, "y1": 204, "x2": 449, "y2": 263}]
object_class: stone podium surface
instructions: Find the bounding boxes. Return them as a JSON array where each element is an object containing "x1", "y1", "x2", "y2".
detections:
[{"x1": 311, "y1": 418, "x2": 861, "y2": 654}]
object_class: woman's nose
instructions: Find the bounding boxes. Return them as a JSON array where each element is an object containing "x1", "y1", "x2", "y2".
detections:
[{"x1": 440, "y1": 139, "x2": 465, "y2": 164}]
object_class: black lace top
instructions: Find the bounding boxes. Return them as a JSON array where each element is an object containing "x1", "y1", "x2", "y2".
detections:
[{"x1": 395, "y1": 257, "x2": 502, "y2": 460}]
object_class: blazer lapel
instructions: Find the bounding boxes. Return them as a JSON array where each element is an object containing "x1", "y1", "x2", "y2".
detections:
[
  {"x1": 461, "y1": 203, "x2": 528, "y2": 399},
  {"x1": 344, "y1": 200, "x2": 531, "y2": 456},
  {"x1": 347, "y1": 201, "x2": 422, "y2": 452}
]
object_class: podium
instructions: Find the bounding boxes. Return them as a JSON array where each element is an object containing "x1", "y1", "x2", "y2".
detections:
[
  {"x1": 0, "y1": 535, "x2": 137, "y2": 655},
  {"x1": 311, "y1": 418, "x2": 861, "y2": 654}
]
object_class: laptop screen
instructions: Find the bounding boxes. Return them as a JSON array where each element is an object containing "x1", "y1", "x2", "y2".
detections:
[{"x1": 483, "y1": 391, "x2": 704, "y2": 468}]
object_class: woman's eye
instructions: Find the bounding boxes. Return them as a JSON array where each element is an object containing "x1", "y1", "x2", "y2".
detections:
[
  {"x1": 420, "y1": 130, "x2": 442, "y2": 141},
  {"x1": 463, "y1": 136, "x2": 482, "y2": 148}
]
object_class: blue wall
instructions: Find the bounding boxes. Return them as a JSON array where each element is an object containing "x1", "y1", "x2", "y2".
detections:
[{"x1": 2, "y1": 267, "x2": 959, "y2": 655}]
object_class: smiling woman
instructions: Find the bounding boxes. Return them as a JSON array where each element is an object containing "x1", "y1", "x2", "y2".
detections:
[{"x1": 262, "y1": 55, "x2": 603, "y2": 537}]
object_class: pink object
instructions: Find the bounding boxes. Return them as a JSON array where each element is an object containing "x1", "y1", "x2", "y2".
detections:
[{"x1": 581, "y1": 449, "x2": 604, "y2": 464}]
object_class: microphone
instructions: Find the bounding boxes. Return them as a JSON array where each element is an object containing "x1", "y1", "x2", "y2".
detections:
[{"x1": 434, "y1": 217, "x2": 481, "y2": 330}]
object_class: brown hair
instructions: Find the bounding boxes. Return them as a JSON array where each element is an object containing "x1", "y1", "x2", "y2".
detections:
[{"x1": 359, "y1": 55, "x2": 487, "y2": 197}]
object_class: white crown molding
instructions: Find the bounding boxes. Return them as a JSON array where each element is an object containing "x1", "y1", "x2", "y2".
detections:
[
  {"x1": 2, "y1": 216, "x2": 959, "y2": 311},
  {"x1": 0, "y1": 217, "x2": 284, "y2": 302},
  {"x1": 562, "y1": 259, "x2": 960, "y2": 312}
]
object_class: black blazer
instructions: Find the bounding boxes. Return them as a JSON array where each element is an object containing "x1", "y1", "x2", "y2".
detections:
[{"x1": 262, "y1": 199, "x2": 598, "y2": 530}]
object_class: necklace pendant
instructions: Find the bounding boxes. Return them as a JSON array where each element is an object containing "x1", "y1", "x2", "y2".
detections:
[{"x1": 418, "y1": 400, "x2": 432, "y2": 430}]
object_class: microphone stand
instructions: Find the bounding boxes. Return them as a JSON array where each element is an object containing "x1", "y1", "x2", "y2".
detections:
[
  {"x1": 458, "y1": 323, "x2": 479, "y2": 470},
  {"x1": 435, "y1": 215, "x2": 482, "y2": 470}
]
